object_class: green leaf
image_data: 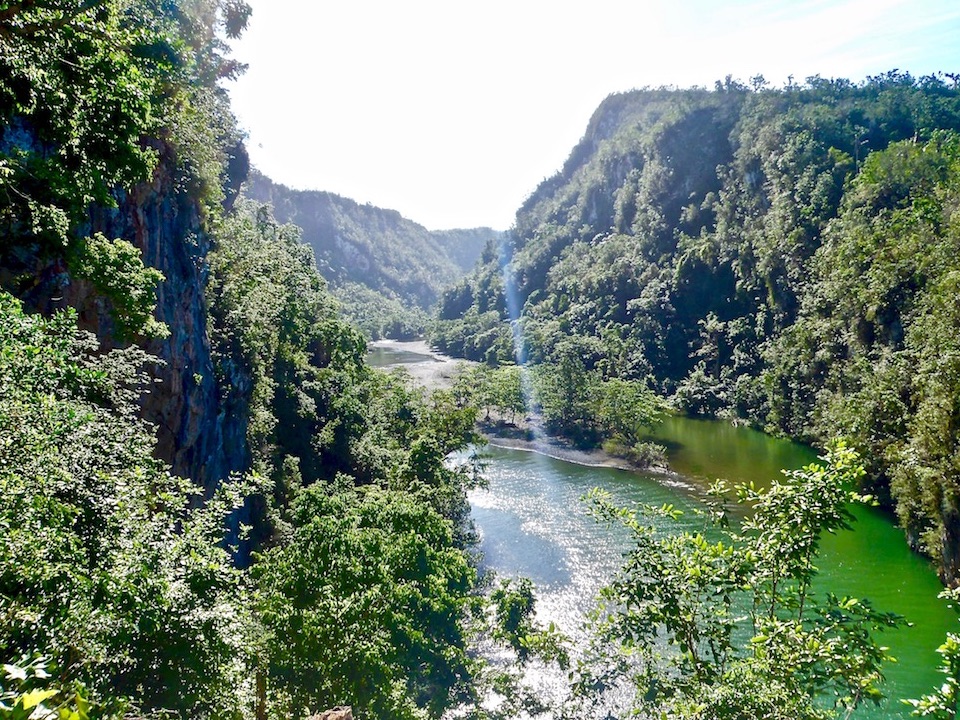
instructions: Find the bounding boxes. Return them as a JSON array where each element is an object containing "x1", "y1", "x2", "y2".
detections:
[{"x1": 20, "y1": 688, "x2": 58, "y2": 710}]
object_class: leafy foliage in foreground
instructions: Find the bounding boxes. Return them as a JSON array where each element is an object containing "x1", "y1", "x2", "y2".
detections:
[
  {"x1": 0, "y1": 654, "x2": 124, "y2": 720},
  {"x1": 205, "y1": 201, "x2": 489, "y2": 718},
  {"x1": 3, "y1": 3, "x2": 954, "y2": 716},
  {"x1": 0, "y1": 292, "x2": 250, "y2": 718},
  {"x1": 253, "y1": 487, "x2": 475, "y2": 720},
  {"x1": 574, "y1": 443, "x2": 901, "y2": 719},
  {"x1": 0, "y1": 202, "x2": 495, "y2": 719},
  {"x1": 906, "y1": 588, "x2": 960, "y2": 718},
  {"x1": 0, "y1": 3, "x2": 539, "y2": 716}
]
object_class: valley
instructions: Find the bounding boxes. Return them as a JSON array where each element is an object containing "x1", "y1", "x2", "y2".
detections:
[{"x1": 2, "y1": 2, "x2": 960, "y2": 718}]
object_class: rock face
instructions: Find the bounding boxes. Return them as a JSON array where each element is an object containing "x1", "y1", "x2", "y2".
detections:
[
  {"x1": 78, "y1": 143, "x2": 249, "y2": 492},
  {"x1": 0, "y1": 122, "x2": 248, "y2": 495}
]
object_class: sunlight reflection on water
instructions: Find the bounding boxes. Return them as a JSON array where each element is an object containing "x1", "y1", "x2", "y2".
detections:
[
  {"x1": 374, "y1": 343, "x2": 954, "y2": 719},
  {"x1": 467, "y1": 445, "x2": 697, "y2": 716},
  {"x1": 467, "y1": 434, "x2": 956, "y2": 719}
]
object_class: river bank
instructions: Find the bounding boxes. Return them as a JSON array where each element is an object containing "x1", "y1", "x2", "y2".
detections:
[
  {"x1": 483, "y1": 427, "x2": 635, "y2": 471},
  {"x1": 368, "y1": 339, "x2": 668, "y2": 474},
  {"x1": 367, "y1": 339, "x2": 463, "y2": 388}
]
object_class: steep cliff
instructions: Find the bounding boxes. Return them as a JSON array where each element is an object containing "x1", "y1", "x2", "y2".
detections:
[
  {"x1": 0, "y1": 5, "x2": 492, "y2": 717},
  {"x1": 0, "y1": 1, "x2": 254, "y2": 490},
  {"x1": 87, "y1": 144, "x2": 251, "y2": 489}
]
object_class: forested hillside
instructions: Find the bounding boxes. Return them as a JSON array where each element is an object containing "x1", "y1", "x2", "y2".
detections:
[
  {"x1": 433, "y1": 73, "x2": 960, "y2": 581},
  {"x1": 5, "y1": 1, "x2": 960, "y2": 716},
  {"x1": 0, "y1": 3, "x2": 514, "y2": 718},
  {"x1": 246, "y1": 171, "x2": 498, "y2": 338}
]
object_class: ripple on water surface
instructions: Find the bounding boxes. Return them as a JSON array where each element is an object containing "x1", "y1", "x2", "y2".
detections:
[
  {"x1": 469, "y1": 446, "x2": 704, "y2": 640},
  {"x1": 469, "y1": 428, "x2": 958, "y2": 719}
]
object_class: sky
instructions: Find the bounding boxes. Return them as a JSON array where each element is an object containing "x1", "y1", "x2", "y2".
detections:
[{"x1": 228, "y1": 0, "x2": 960, "y2": 231}]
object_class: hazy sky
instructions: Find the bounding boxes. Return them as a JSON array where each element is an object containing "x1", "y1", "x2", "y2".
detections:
[{"x1": 228, "y1": 0, "x2": 960, "y2": 230}]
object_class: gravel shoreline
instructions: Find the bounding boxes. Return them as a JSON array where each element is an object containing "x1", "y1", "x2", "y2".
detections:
[
  {"x1": 368, "y1": 339, "x2": 465, "y2": 390},
  {"x1": 369, "y1": 339, "x2": 671, "y2": 475},
  {"x1": 482, "y1": 433, "x2": 637, "y2": 471}
]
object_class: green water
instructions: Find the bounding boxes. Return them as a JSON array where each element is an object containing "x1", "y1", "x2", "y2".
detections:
[
  {"x1": 470, "y1": 418, "x2": 956, "y2": 717},
  {"x1": 646, "y1": 415, "x2": 957, "y2": 716}
]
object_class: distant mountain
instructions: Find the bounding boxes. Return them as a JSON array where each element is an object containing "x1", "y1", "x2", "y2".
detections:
[{"x1": 244, "y1": 170, "x2": 500, "y2": 338}]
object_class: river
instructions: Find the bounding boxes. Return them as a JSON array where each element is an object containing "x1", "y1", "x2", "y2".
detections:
[{"x1": 368, "y1": 342, "x2": 958, "y2": 718}]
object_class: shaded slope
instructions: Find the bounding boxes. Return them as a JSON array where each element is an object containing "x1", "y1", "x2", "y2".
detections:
[{"x1": 245, "y1": 170, "x2": 499, "y2": 338}]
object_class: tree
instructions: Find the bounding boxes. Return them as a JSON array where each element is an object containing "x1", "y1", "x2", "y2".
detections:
[
  {"x1": 0, "y1": 292, "x2": 251, "y2": 718},
  {"x1": 591, "y1": 376, "x2": 662, "y2": 443},
  {"x1": 572, "y1": 442, "x2": 901, "y2": 719},
  {"x1": 905, "y1": 588, "x2": 960, "y2": 718},
  {"x1": 531, "y1": 352, "x2": 596, "y2": 439},
  {"x1": 251, "y1": 486, "x2": 476, "y2": 720}
]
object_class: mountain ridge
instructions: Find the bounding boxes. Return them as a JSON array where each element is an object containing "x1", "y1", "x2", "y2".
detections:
[{"x1": 245, "y1": 170, "x2": 501, "y2": 338}]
